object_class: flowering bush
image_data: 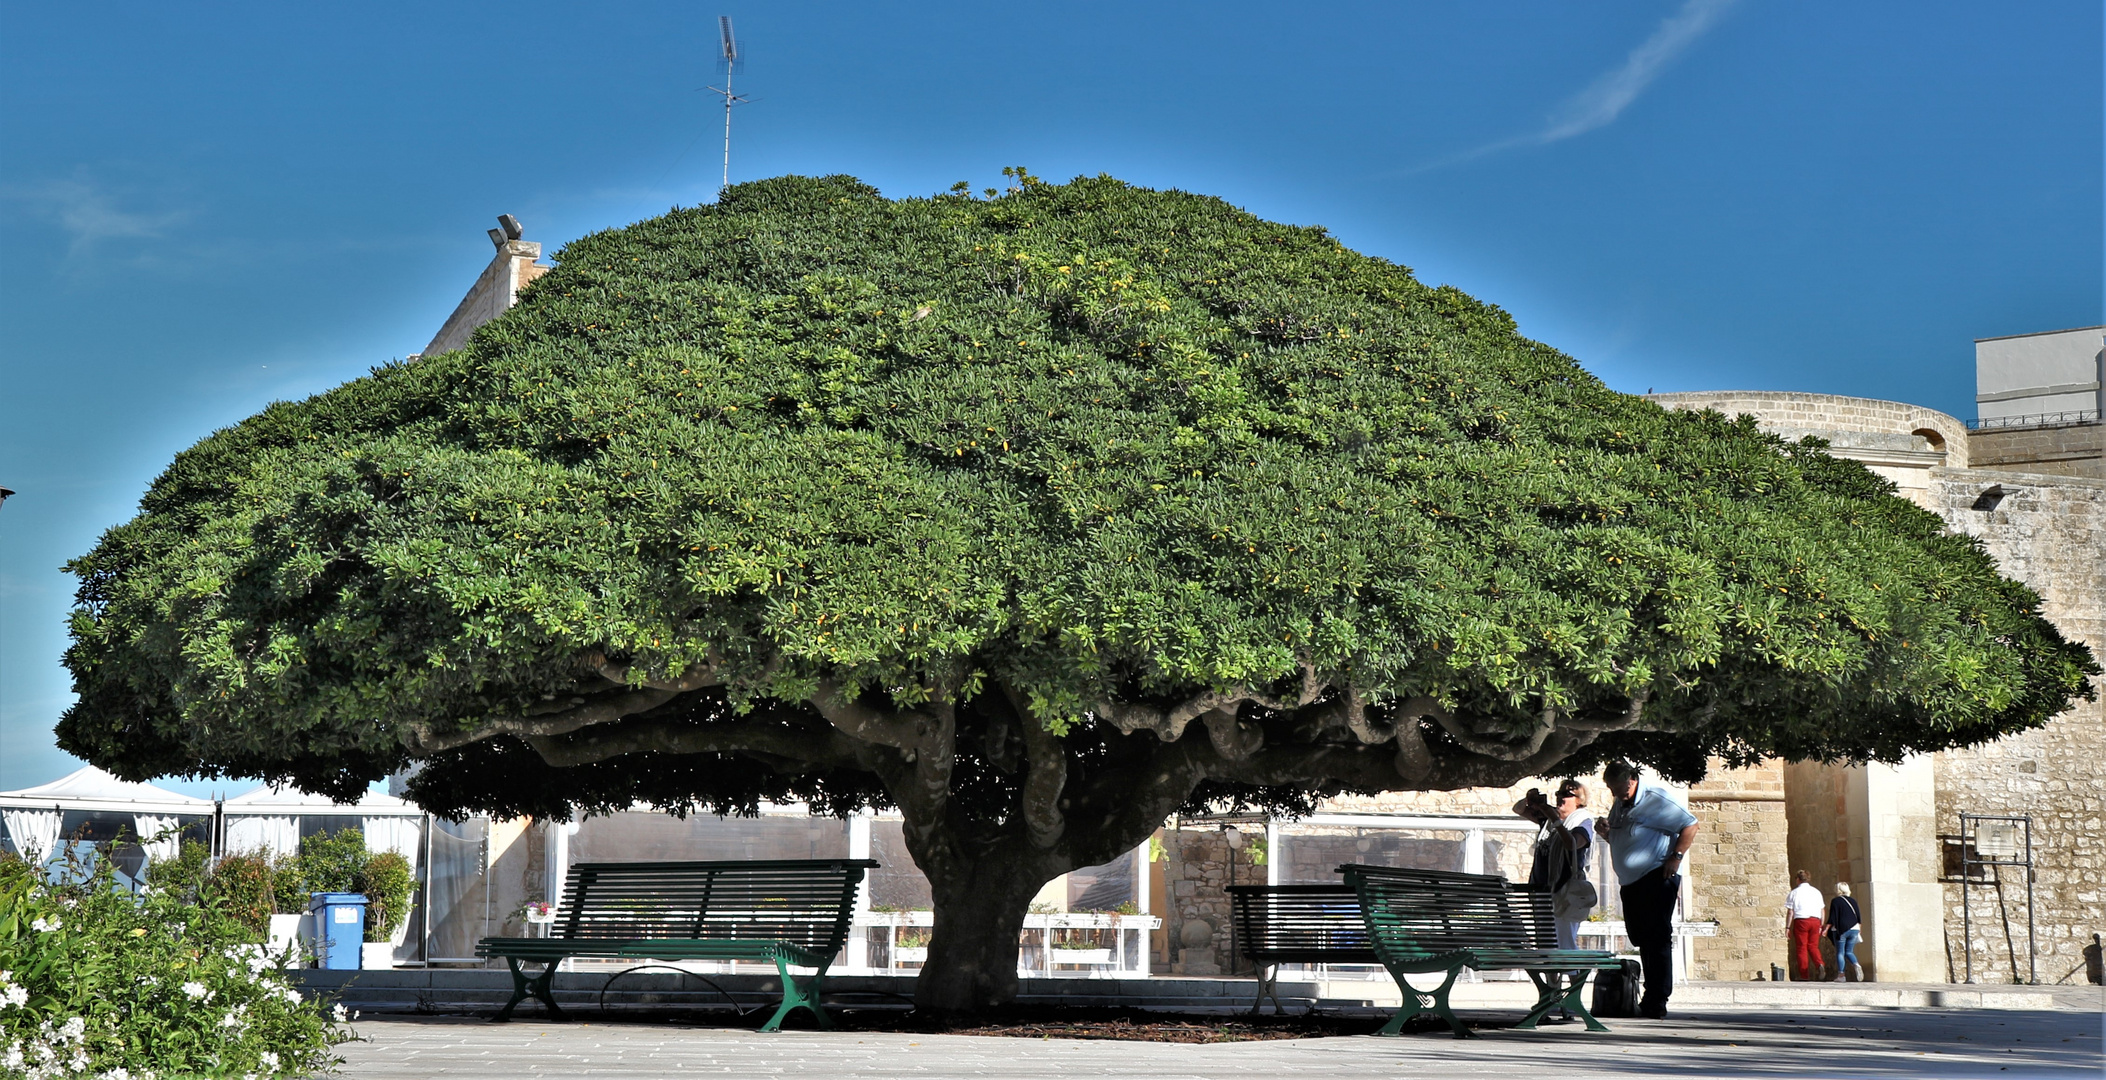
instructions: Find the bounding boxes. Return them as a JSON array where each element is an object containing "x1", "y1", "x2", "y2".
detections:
[{"x1": 0, "y1": 847, "x2": 352, "y2": 1078}]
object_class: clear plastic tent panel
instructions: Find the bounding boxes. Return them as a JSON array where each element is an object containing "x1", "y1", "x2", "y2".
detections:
[
  {"x1": 422, "y1": 816, "x2": 489, "y2": 963},
  {"x1": 569, "y1": 810, "x2": 850, "y2": 865},
  {"x1": 1067, "y1": 847, "x2": 1137, "y2": 911},
  {"x1": 1273, "y1": 825, "x2": 1475, "y2": 883},
  {"x1": 868, "y1": 819, "x2": 931, "y2": 911}
]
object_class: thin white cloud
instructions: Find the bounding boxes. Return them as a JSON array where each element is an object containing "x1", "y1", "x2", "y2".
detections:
[
  {"x1": 1410, "y1": 0, "x2": 1740, "y2": 173},
  {"x1": 4, "y1": 176, "x2": 189, "y2": 259}
]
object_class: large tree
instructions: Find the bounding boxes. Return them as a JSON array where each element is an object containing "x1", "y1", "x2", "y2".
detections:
[{"x1": 62, "y1": 173, "x2": 2094, "y2": 1013}]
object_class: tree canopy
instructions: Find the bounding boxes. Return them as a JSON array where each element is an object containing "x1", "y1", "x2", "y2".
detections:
[{"x1": 59, "y1": 171, "x2": 2095, "y2": 1008}]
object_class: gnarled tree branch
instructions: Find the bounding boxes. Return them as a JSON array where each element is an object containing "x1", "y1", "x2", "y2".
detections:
[
  {"x1": 1003, "y1": 685, "x2": 1067, "y2": 849},
  {"x1": 523, "y1": 710, "x2": 860, "y2": 769},
  {"x1": 401, "y1": 686, "x2": 679, "y2": 756}
]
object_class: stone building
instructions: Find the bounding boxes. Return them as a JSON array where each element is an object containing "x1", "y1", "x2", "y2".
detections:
[
  {"x1": 1156, "y1": 356, "x2": 2100, "y2": 986},
  {"x1": 409, "y1": 220, "x2": 2098, "y2": 985},
  {"x1": 1645, "y1": 374, "x2": 2100, "y2": 985}
]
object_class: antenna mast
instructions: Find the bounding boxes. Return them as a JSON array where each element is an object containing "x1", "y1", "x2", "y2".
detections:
[{"x1": 710, "y1": 16, "x2": 748, "y2": 194}]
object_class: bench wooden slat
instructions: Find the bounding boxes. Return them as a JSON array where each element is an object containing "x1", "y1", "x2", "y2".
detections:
[{"x1": 1226, "y1": 885, "x2": 1376, "y2": 965}]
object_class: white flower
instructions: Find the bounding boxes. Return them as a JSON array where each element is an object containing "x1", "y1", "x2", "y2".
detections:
[
  {"x1": 97, "y1": 1069, "x2": 133, "y2": 1080},
  {"x1": 30, "y1": 917, "x2": 60, "y2": 933},
  {"x1": 57, "y1": 1017, "x2": 85, "y2": 1042},
  {"x1": 179, "y1": 981, "x2": 208, "y2": 1001},
  {"x1": 331, "y1": 1003, "x2": 347, "y2": 1022},
  {"x1": 277, "y1": 986, "x2": 301, "y2": 1005},
  {"x1": 0, "y1": 983, "x2": 27, "y2": 1009},
  {"x1": 258, "y1": 1050, "x2": 280, "y2": 1071},
  {"x1": 3, "y1": 1042, "x2": 21, "y2": 1070},
  {"x1": 68, "y1": 1051, "x2": 90, "y2": 1073}
]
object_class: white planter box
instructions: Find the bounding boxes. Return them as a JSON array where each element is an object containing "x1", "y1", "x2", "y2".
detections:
[
  {"x1": 1051, "y1": 948, "x2": 1113, "y2": 965},
  {"x1": 361, "y1": 942, "x2": 394, "y2": 970},
  {"x1": 893, "y1": 947, "x2": 928, "y2": 962},
  {"x1": 267, "y1": 914, "x2": 303, "y2": 963}
]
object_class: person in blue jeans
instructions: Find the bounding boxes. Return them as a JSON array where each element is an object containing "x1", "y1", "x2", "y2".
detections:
[
  {"x1": 1824, "y1": 882, "x2": 1864, "y2": 982},
  {"x1": 1603, "y1": 761, "x2": 1699, "y2": 1019}
]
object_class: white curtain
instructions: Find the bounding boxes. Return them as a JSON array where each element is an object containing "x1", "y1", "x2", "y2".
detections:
[
  {"x1": 134, "y1": 815, "x2": 182, "y2": 863},
  {"x1": 363, "y1": 816, "x2": 421, "y2": 877},
  {"x1": 224, "y1": 815, "x2": 300, "y2": 860},
  {"x1": 2, "y1": 810, "x2": 62, "y2": 862}
]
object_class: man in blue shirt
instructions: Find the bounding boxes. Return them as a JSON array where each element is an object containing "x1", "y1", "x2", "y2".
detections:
[{"x1": 1603, "y1": 761, "x2": 1699, "y2": 1019}]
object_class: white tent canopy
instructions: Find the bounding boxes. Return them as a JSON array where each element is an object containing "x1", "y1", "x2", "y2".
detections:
[
  {"x1": 0, "y1": 765, "x2": 214, "y2": 814},
  {"x1": 221, "y1": 785, "x2": 423, "y2": 816},
  {"x1": 0, "y1": 765, "x2": 213, "y2": 862},
  {"x1": 221, "y1": 785, "x2": 423, "y2": 873}
]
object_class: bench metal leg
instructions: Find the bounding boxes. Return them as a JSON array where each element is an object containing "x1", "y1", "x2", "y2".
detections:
[
  {"x1": 759, "y1": 955, "x2": 832, "y2": 1032},
  {"x1": 494, "y1": 956, "x2": 563, "y2": 1022},
  {"x1": 1377, "y1": 965, "x2": 1468, "y2": 1038},
  {"x1": 1516, "y1": 970, "x2": 1606, "y2": 1032},
  {"x1": 1250, "y1": 963, "x2": 1285, "y2": 1016}
]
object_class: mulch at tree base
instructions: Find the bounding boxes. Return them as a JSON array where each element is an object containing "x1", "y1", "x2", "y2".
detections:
[{"x1": 431, "y1": 1004, "x2": 1477, "y2": 1041}]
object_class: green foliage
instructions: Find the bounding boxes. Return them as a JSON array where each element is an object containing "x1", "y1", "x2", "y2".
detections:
[
  {"x1": 260, "y1": 830, "x2": 414, "y2": 943},
  {"x1": 144, "y1": 839, "x2": 210, "y2": 901},
  {"x1": 0, "y1": 847, "x2": 350, "y2": 1077},
  {"x1": 209, "y1": 854, "x2": 278, "y2": 939},
  {"x1": 356, "y1": 852, "x2": 413, "y2": 945},
  {"x1": 288, "y1": 831, "x2": 364, "y2": 897},
  {"x1": 56, "y1": 172, "x2": 2095, "y2": 807}
]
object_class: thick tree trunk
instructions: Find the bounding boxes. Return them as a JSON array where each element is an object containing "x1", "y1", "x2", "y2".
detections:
[{"x1": 912, "y1": 853, "x2": 1052, "y2": 1014}]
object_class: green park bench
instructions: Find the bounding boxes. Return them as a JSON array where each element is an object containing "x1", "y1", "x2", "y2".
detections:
[
  {"x1": 476, "y1": 857, "x2": 878, "y2": 1030},
  {"x1": 1226, "y1": 883, "x2": 1375, "y2": 1015},
  {"x1": 1338, "y1": 863, "x2": 1624, "y2": 1037}
]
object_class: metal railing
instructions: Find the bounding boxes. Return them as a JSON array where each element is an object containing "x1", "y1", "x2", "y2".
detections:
[{"x1": 1966, "y1": 410, "x2": 2100, "y2": 431}]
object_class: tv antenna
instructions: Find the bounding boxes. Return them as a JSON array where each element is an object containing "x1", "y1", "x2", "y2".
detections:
[{"x1": 708, "y1": 15, "x2": 749, "y2": 194}]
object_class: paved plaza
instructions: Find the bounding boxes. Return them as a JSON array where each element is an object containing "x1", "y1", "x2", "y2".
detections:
[{"x1": 336, "y1": 1007, "x2": 2105, "y2": 1078}]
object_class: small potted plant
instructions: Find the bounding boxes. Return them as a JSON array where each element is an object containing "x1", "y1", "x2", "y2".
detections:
[
  {"x1": 519, "y1": 900, "x2": 557, "y2": 936},
  {"x1": 892, "y1": 929, "x2": 930, "y2": 963},
  {"x1": 1051, "y1": 932, "x2": 1113, "y2": 966}
]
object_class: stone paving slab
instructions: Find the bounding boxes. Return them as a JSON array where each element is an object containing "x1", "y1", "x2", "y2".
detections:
[{"x1": 334, "y1": 1007, "x2": 2106, "y2": 1078}]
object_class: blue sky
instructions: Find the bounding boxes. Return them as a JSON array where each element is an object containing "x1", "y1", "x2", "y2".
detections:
[{"x1": 1, "y1": 1, "x2": 2099, "y2": 794}]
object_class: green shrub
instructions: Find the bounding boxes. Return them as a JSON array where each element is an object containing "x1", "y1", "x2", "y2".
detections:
[
  {"x1": 0, "y1": 846, "x2": 351, "y2": 1077},
  {"x1": 143, "y1": 839, "x2": 210, "y2": 902},
  {"x1": 286, "y1": 831, "x2": 364, "y2": 898},
  {"x1": 261, "y1": 830, "x2": 418, "y2": 943},
  {"x1": 210, "y1": 854, "x2": 280, "y2": 940},
  {"x1": 269, "y1": 860, "x2": 307, "y2": 916},
  {"x1": 354, "y1": 852, "x2": 413, "y2": 945}
]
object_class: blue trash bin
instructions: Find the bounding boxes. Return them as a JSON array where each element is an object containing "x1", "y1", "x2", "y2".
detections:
[{"x1": 309, "y1": 892, "x2": 368, "y2": 971}]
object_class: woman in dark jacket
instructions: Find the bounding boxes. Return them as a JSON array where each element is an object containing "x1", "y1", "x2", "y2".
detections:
[{"x1": 1823, "y1": 882, "x2": 1863, "y2": 982}]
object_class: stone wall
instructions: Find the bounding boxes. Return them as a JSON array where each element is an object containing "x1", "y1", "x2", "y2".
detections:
[
  {"x1": 1929, "y1": 467, "x2": 2106, "y2": 984},
  {"x1": 1153, "y1": 826, "x2": 1263, "y2": 975},
  {"x1": 1647, "y1": 391, "x2": 1971, "y2": 472},
  {"x1": 420, "y1": 239, "x2": 548, "y2": 357},
  {"x1": 1688, "y1": 760, "x2": 1790, "y2": 980},
  {"x1": 1968, "y1": 422, "x2": 2104, "y2": 480}
]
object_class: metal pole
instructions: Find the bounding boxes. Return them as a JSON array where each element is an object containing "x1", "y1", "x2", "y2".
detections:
[
  {"x1": 2023, "y1": 817, "x2": 2036, "y2": 985},
  {"x1": 720, "y1": 64, "x2": 734, "y2": 193},
  {"x1": 1961, "y1": 814, "x2": 1974, "y2": 983},
  {"x1": 419, "y1": 812, "x2": 432, "y2": 965}
]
